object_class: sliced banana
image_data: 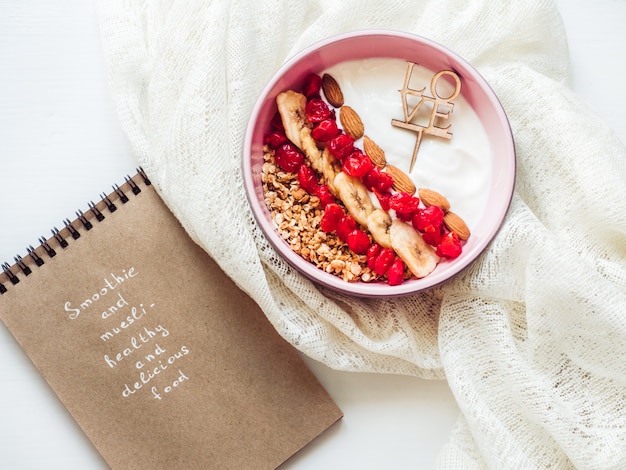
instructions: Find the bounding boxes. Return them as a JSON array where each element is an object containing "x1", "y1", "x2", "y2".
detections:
[
  {"x1": 321, "y1": 147, "x2": 341, "y2": 195},
  {"x1": 333, "y1": 171, "x2": 374, "y2": 226},
  {"x1": 276, "y1": 90, "x2": 324, "y2": 173},
  {"x1": 366, "y1": 209, "x2": 392, "y2": 248},
  {"x1": 276, "y1": 91, "x2": 306, "y2": 148},
  {"x1": 299, "y1": 127, "x2": 324, "y2": 174},
  {"x1": 389, "y1": 219, "x2": 439, "y2": 278}
]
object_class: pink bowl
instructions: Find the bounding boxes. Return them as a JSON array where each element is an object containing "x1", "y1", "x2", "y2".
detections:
[{"x1": 242, "y1": 30, "x2": 515, "y2": 297}]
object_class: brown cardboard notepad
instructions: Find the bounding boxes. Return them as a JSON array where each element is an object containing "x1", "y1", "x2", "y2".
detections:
[{"x1": 0, "y1": 169, "x2": 342, "y2": 469}]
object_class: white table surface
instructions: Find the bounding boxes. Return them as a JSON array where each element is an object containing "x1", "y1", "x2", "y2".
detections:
[{"x1": 0, "y1": 1, "x2": 624, "y2": 469}]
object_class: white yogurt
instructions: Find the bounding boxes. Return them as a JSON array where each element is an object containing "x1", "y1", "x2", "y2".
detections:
[{"x1": 323, "y1": 58, "x2": 492, "y2": 229}]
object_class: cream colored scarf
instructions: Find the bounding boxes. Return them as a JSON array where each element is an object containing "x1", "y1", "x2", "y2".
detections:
[{"x1": 96, "y1": 1, "x2": 626, "y2": 467}]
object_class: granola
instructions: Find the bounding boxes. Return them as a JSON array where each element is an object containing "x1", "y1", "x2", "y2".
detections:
[{"x1": 262, "y1": 147, "x2": 380, "y2": 283}]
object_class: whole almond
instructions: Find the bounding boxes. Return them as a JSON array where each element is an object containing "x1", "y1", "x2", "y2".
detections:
[
  {"x1": 339, "y1": 106, "x2": 365, "y2": 140},
  {"x1": 443, "y1": 211, "x2": 471, "y2": 240},
  {"x1": 385, "y1": 165, "x2": 416, "y2": 195},
  {"x1": 363, "y1": 135, "x2": 387, "y2": 168},
  {"x1": 418, "y1": 188, "x2": 451, "y2": 212},
  {"x1": 322, "y1": 73, "x2": 344, "y2": 108}
]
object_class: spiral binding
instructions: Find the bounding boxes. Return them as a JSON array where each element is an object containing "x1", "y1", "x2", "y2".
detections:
[{"x1": 0, "y1": 167, "x2": 151, "y2": 295}]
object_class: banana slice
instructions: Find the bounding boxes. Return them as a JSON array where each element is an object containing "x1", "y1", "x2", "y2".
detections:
[
  {"x1": 276, "y1": 90, "x2": 324, "y2": 173},
  {"x1": 321, "y1": 147, "x2": 341, "y2": 195},
  {"x1": 299, "y1": 128, "x2": 324, "y2": 174},
  {"x1": 276, "y1": 90, "x2": 306, "y2": 147},
  {"x1": 367, "y1": 209, "x2": 392, "y2": 248},
  {"x1": 389, "y1": 219, "x2": 439, "y2": 278},
  {"x1": 333, "y1": 171, "x2": 374, "y2": 226}
]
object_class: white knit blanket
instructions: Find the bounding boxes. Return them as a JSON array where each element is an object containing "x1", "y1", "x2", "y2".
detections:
[{"x1": 96, "y1": 1, "x2": 626, "y2": 468}]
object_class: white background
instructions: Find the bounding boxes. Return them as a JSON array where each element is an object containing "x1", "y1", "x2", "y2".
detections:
[{"x1": 0, "y1": 1, "x2": 624, "y2": 468}]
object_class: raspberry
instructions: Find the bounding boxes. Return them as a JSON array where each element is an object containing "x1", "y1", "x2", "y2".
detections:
[
  {"x1": 372, "y1": 189, "x2": 392, "y2": 211},
  {"x1": 274, "y1": 143, "x2": 304, "y2": 172},
  {"x1": 336, "y1": 215, "x2": 357, "y2": 242},
  {"x1": 302, "y1": 73, "x2": 322, "y2": 98},
  {"x1": 328, "y1": 133, "x2": 355, "y2": 161},
  {"x1": 390, "y1": 192, "x2": 420, "y2": 220},
  {"x1": 366, "y1": 243, "x2": 381, "y2": 271},
  {"x1": 305, "y1": 98, "x2": 332, "y2": 123},
  {"x1": 346, "y1": 229, "x2": 370, "y2": 254},
  {"x1": 342, "y1": 150, "x2": 374, "y2": 178},
  {"x1": 320, "y1": 203, "x2": 344, "y2": 232},
  {"x1": 264, "y1": 130, "x2": 288, "y2": 149},
  {"x1": 390, "y1": 192, "x2": 420, "y2": 212},
  {"x1": 298, "y1": 165, "x2": 319, "y2": 194},
  {"x1": 436, "y1": 232, "x2": 462, "y2": 258},
  {"x1": 270, "y1": 111, "x2": 284, "y2": 131},
  {"x1": 362, "y1": 166, "x2": 394, "y2": 193},
  {"x1": 421, "y1": 225, "x2": 443, "y2": 246},
  {"x1": 412, "y1": 205, "x2": 444, "y2": 232},
  {"x1": 387, "y1": 258, "x2": 405, "y2": 286},
  {"x1": 311, "y1": 119, "x2": 339, "y2": 143},
  {"x1": 389, "y1": 193, "x2": 420, "y2": 222},
  {"x1": 314, "y1": 184, "x2": 335, "y2": 207},
  {"x1": 374, "y1": 247, "x2": 395, "y2": 276}
]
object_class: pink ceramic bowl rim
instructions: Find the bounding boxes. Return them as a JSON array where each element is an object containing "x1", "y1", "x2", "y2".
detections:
[{"x1": 242, "y1": 30, "x2": 516, "y2": 297}]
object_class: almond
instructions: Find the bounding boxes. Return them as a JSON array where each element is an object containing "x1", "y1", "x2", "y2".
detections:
[
  {"x1": 322, "y1": 73, "x2": 344, "y2": 108},
  {"x1": 443, "y1": 211, "x2": 471, "y2": 240},
  {"x1": 385, "y1": 165, "x2": 416, "y2": 195},
  {"x1": 339, "y1": 106, "x2": 364, "y2": 140},
  {"x1": 363, "y1": 135, "x2": 387, "y2": 168},
  {"x1": 418, "y1": 188, "x2": 450, "y2": 212}
]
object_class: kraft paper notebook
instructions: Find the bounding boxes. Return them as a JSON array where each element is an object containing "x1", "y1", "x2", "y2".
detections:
[{"x1": 0, "y1": 168, "x2": 342, "y2": 470}]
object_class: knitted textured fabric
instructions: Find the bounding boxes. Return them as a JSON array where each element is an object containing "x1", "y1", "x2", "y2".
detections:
[{"x1": 96, "y1": 1, "x2": 626, "y2": 468}]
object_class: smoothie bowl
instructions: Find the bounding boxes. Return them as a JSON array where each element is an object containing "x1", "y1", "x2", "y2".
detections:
[{"x1": 242, "y1": 30, "x2": 515, "y2": 297}]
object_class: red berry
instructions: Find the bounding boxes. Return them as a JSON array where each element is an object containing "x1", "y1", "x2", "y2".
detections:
[
  {"x1": 298, "y1": 165, "x2": 319, "y2": 193},
  {"x1": 436, "y1": 232, "x2": 462, "y2": 259},
  {"x1": 374, "y1": 247, "x2": 395, "y2": 276},
  {"x1": 362, "y1": 166, "x2": 394, "y2": 193},
  {"x1": 390, "y1": 192, "x2": 420, "y2": 220},
  {"x1": 412, "y1": 205, "x2": 444, "y2": 232},
  {"x1": 387, "y1": 258, "x2": 405, "y2": 286},
  {"x1": 328, "y1": 133, "x2": 355, "y2": 161},
  {"x1": 274, "y1": 143, "x2": 304, "y2": 172},
  {"x1": 320, "y1": 203, "x2": 344, "y2": 232},
  {"x1": 270, "y1": 111, "x2": 284, "y2": 131},
  {"x1": 302, "y1": 73, "x2": 322, "y2": 98},
  {"x1": 346, "y1": 229, "x2": 370, "y2": 254},
  {"x1": 305, "y1": 98, "x2": 331, "y2": 123},
  {"x1": 314, "y1": 184, "x2": 335, "y2": 207},
  {"x1": 342, "y1": 150, "x2": 374, "y2": 178},
  {"x1": 336, "y1": 215, "x2": 357, "y2": 242},
  {"x1": 395, "y1": 209, "x2": 414, "y2": 222},
  {"x1": 372, "y1": 189, "x2": 392, "y2": 211},
  {"x1": 421, "y1": 225, "x2": 443, "y2": 246},
  {"x1": 311, "y1": 119, "x2": 339, "y2": 142},
  {"x1": 366, "y1": 243, "x2": 381, "y2": 271},
  {"x1": 264, "y1": 130, "x2": 288, "y2": 149}
]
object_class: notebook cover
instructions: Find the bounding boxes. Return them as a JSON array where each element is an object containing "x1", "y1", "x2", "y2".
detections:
[{"x1": 0, "y1": 172, "x2": 342, "y2": 469}]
